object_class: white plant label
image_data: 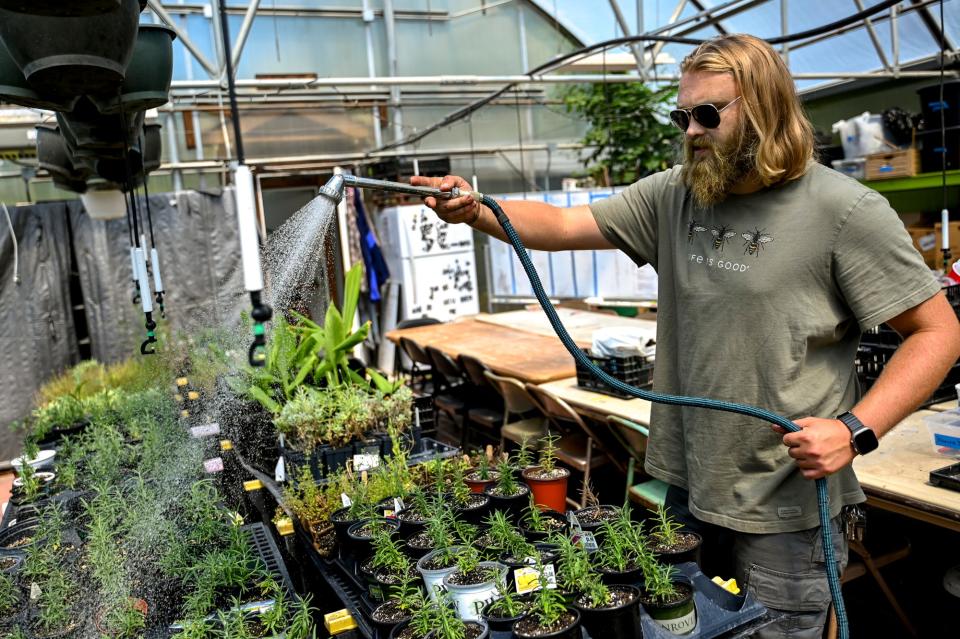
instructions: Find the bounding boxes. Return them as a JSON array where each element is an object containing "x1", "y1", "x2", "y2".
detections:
[
  {"x1": 514, "y1": 564, "x2": 557, "y2": 594},
  {"x1": 394, "y1": 498, "x2": 405, "y2": 513},
  {"x1": 654, "y1": 609, "x2": 697, "y2": 634},
  {"x1": 203, "y1": 457, "x2": 224, "y2": 474},
  {"x1": 576, "y1": 531, "x2": 599, "y2": 552},
  {"x1": 274, "y1": 456, "x2": 286, "y2": 483},
  {"x1": 354, "y1": 453, "x2": 380, "y2": 471},
  {"x1": 189, "y1": 423, "x2": 220, "y2": 438},
  {"x1": 341, "y1": 493, "x2": 353, "y2": 508}
]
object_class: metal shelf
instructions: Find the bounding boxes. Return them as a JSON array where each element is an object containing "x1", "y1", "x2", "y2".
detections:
[{"x1": 863, "y1": 170, "x2": 960, "y2": 194}]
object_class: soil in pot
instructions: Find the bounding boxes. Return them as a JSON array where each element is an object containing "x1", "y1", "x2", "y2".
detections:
[
  {"x1": 403, "y1": 530, "x2": 436, "y2": 561},
  {"x1": 649, "y1": 531, "x2": 703, "y2": 567},
  {"x1": 573, "y1": 506, "x2": 618, "y2": 533},
  {"x1": 330, "y1": 507, "x2": 363, "y2": 554},
  {"x1": 0, "y1": 553, "x2": 24, "y2": 573},
  {"x1": 639, "y1": 581, "x2": 696, "y2": 635},
  {"x1": 521, "y1": 467, "x2": 570, "y2": 514},
  {"x1": 371, "y1": 599, "x2": 414, "y2": 638},
  {"x1": 417, "y1": 546, "x2": 463, "y2": 602},
  {"x1": 311, "y1": 526, "x2": 337, "y2": 558},
  {"x1": 573, "y1": 584, "x2": 641, "y2": 639},
  {"x1": 596, "y1": 562, "x2": 644, "y2": 587},
  {"x1": 484, "y1": 483, "x2": 531, "y2": 523},
  {"x1": 396, "y1": 506, "x2": 429, "y2": 538},
  {"x1": 453, "y1": 493, "x2": 492, "y2": 525},
  {"x1": 482, "y1": 594, "x2": 532, "y2": 634},
  {"x1": 511, "y1": 607, "x2": 581, "y2": 639},
  {"x1": 474, "y1": 530, "x2": 503, "y2": 561},
  {"x1": 347, "y1": 518, "x2": 401, "y2": 562}
]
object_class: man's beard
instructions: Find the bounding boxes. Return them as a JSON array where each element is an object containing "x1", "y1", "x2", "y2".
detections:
[{"x1": 680, "y1": 121, "x2": 758, "y2": 208}]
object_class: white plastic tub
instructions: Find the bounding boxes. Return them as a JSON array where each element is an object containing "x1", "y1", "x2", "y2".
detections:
[{"x1": 923, "y1": 409, "x2": 960, "y2": 458}]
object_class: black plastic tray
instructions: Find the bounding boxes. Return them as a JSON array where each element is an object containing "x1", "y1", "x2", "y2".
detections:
[
  {"x1": 241, "y1": 522, "x2": 294, "y2": 596},
  {"x1": 930, "y1": 462, "x2": 960, "y2": 492}
]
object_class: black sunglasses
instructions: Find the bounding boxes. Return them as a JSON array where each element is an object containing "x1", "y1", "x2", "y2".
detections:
[{"x1": 670, "y1": 96, "x2": 741, "y2": 131}]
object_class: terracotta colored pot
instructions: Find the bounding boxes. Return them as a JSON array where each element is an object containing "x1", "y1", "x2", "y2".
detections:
[{"x1": 521, "y1": 466, "x2": 570, "y2": 513}]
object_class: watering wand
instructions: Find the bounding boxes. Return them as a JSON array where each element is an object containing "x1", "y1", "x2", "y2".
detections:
[{"x1": 318, "y1": 173, "x2": 851, "y2": 639}]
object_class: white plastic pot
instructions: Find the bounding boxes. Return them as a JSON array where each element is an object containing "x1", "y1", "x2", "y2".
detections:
[
  {"x1": 81, "y1": 189, "x2": 126, "y2": 220},
  {"x1": 11, "y1": 449, "x2": 56, "y2": 472},
  {"x1": 416, "y1": 546, "x2": 463, "y2": 603},
  {"x1": 442, "y1": 561, "x2": 507, "y2": 621}
]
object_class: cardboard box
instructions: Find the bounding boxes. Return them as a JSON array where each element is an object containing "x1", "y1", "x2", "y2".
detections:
[
  {"x1": 865, "y1": 148, "x2": 919, "y2": 180},
  {"x1": 908, "y1": 225, "x2": 938, "y2": 268}
]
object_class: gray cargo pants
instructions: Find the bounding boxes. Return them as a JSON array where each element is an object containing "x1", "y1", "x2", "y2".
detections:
[{"x1": 664, "y1": 485, "x2": 849, "y2": 638}]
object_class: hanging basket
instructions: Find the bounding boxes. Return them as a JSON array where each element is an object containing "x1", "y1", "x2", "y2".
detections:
[
  {"x1": 89, "y1": 24, "x2": 176, "y2": 114},
  {"x1": 36, "y1": 125, "x2": 77, "y2": 181},
  {"x1": 0, "y1": 39, "x2": 77, "y2": 111},
  {"x1": 0, "y1": 0, "x2": 121, "y2": 17},
  {"x1": 0, "y1": 0, "x2": 140, "y2": 97},
  {"x1": 57, "y1": 97, "x2": 144, "y2": 155},
  {"x1": 142, "y1": 122, "x2": 162, "y2": 173}
]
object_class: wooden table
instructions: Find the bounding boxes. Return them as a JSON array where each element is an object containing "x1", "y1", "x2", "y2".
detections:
[
  {"x1": 475, "y1": 308, "x2": 657, "y2": 346},
  {"x1": 538, "y1": 376, "x2": 652, "y2": 425},
  {"x1": 853, "y1": 410, "x2": 960, "y2": 532},
  {"x1": 385, "y1": 318, "x2": 577, "y2": 385}
]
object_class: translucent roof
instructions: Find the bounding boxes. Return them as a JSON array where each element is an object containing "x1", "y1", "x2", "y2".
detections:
[{"x1": 529, "y1": 0, "x2": 958, "y2": 92}]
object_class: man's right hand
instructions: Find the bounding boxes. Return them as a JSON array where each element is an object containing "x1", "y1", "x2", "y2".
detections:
[{"x1": 410, "y1": 174, "x2": 480, "y2": 225}]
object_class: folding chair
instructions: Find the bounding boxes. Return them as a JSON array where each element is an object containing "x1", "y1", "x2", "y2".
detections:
[
  {"x1": 483, "y1": 371, "x2": 548, "y2": 451},
  {"x1": 605, "y1": 415, "x2": 668, "y2": 510},
  {"x1": 425, "y1": 346, "x2": 468, "y2": 440},
  {"x1": 458, "y1": 354, "x2": 504, "y2": 448}
]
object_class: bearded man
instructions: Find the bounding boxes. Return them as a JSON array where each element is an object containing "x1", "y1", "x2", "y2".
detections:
[{"x1": 414, "y1": 34, "x2": 960, "y2": 637}]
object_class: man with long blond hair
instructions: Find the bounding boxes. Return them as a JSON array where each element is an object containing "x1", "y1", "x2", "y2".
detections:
[{"x1": 414, "y1": 34, "x2": 960, "y2": 636}]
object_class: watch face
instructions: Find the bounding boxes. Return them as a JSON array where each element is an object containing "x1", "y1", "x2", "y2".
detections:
[{"x1": 853, "y1": 427, "x2": 879, "y2": 455}]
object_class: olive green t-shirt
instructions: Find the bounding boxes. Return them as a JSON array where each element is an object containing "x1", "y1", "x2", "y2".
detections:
[{"x1": 590, "y1": 163, "x2": 941, "y2": 534}]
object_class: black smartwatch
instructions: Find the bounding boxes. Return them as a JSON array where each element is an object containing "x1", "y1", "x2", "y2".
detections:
[{"x1": 837, "y1": 411, "x2": 879, "y2": 456}]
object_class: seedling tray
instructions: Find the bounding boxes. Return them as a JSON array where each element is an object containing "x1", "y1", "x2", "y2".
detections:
[
  {"x1": 930, "y1": 462, "x2": 960, "y2": 492},
  {"x1": 581, "y1": 562, "x2": 770, "y2": 639},
  {"x1": 241, "y1": 522, "x2": 294, "y2": 595},
  {"x1": 575, "y1": 348, "x2": 654, "y2": 399}
]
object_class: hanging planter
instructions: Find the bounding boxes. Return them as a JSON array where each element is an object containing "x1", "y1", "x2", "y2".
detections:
[
  {"x1": 89, "y1": 24, "x2": 176, "y2": 114},
  {"x1": 0, "y1": 0, "x2": 140, "y2": 97},
  {"x1": 141, "y1": 122, "x2": 162, "y2": 174},
  {"x1": 36, "y1": 126, "x2": 78, "y2": 182},
  {"x1": 57, "y1": 98, "x2": 144, "y2": 155},
  {"x1": 0, "y1": 0, "x2": 121, "y2": 16},
  {"x1": 0, "y1": 40, "x2": 77, "y2": 111}
]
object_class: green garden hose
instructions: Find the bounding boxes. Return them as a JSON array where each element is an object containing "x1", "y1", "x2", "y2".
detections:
[{"x1": 478, "y1": 193, "x2": 849, "y2": 639}]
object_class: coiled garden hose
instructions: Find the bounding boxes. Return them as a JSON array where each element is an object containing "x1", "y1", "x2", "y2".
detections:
[{"x1": 478, "y1": 193, "x2": 849, "y2": 639}]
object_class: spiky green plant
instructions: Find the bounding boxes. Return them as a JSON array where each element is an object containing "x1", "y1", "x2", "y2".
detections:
[
  {"x1": 650, "y1": 503, "x2": 685, "y2": 547},
  {"x1": 494, "y1": 457, "x2": 520, "y2": 496},
  {"x1": 537, "y1": 433, "x2": 560, "y2": 474}
]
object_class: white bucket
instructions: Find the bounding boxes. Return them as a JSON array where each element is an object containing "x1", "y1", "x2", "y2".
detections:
[
  {"x1": 416, "y1": 546, "x2": 463, "y2": 602},
  {"x1": 442, "y1": 562, "x2": 507, "y2": 621}
]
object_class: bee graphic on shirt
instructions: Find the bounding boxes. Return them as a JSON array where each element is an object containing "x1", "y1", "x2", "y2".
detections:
[
  {"x1": 687, "y1": 219, "x2": 707, "y2": 243},
  {"x1": 711, "y1": 225, "x2": 737, "y2": 252},
  {"x1": 742, "y1": 227, "x2": 774, "y2": 256}
]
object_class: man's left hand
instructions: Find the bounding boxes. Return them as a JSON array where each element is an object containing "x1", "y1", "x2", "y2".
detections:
[{"x1": 772, "y1": 417, "x2": 855, "y2": 480}]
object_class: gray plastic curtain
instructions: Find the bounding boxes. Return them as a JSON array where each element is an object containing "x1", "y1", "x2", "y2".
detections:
[{"x1": 0, "y1": 189, "x2": 244, "y2": 460}]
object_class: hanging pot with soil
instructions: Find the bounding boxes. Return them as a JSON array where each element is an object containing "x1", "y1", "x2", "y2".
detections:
[
  {"x1": 0, "y1": 1, "x2": 121, "y2": 17},
  {"x1": 0, "y1": 0, "x2": 141, "y2": 97},
  {"x1": 88, "y1": 24, "x2": 175, "y2": 114},
  {"x1": 572, "y1": 584, "x2": 641, "y2": 639},
  {"x1": 442, "y1": 561, "x2": 507, "y2": 621},
  {"x1": 0, "y1": 41, "x2": 77, "y2": 111},
  {"x1": 416, "y1": 545, "x2": 464, "y2": 602},
  {"x1": 57, "y1": 98, "x2": 144, "y2": 155},
  {"x1": 639, "y1": 580, "x2": 697, "y2": 635}
]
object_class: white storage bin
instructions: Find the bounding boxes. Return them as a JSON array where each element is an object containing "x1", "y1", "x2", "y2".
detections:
[
  {"x1": 831, "y1": 158, "x2": 865, "y2": 180},
  {"x1": 923, "y1": 409, "x2": 960, "y2": 458}
]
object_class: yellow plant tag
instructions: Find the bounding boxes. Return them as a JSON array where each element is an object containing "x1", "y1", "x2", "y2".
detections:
[
  {"x1": 711, "y1": 576, "x2": 741, "y2": 595},
  {"x1": 323, "y1": 610, "x2": 357, "y2": 634}
]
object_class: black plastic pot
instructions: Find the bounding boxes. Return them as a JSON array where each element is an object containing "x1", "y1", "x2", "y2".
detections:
[
  {"x1": 573, "y1": 505, "x2": 618, "y2": 534},
  {"x1": 346, "y1": 517, "x2": 401, "y2": 562},
  {"x1": 330, "y1": 507, "x2": 363, "y2": 556},
  {"x1": 484, "y1": 483, "x2": 531, "y2": 523},
  {"x1": 0, "y1": 0, "x2": 121, "y2": 16},
  {"x1": 403, "y1": 531, "x2": 434, "y2": 561},
  {"x1": 481, "y1": 595, "x2": 531, "y2": 639},
  {"x1": 454, "y1": 492, "x2": 492, "y2": 525},
  {"x1": 498, "y1": 544, "x2": 559, "y2": 579},
  {"x1": 427, "y1": 620, "x2": 489, "y2": 639},
  {"x1": 89, "y1": 24, "x2": 176, "y2": 114},
  {"x1": 0, "y1": 521, "x2": 39, "y2": 549},
  {"x1": 596, "y1": 563, "x2": 644, "y2": 587},
  {"x1": 141, "y1": 122, "x2": 161, "y2": 173},
  {"x1": 573, "y1": 584, "x2": 641, "y2": 639},
  {"x1": 0, "y1": 551, "x2": 25, "y2": 575},
  {"x1": 652, "y1": 532, "x2": 703, "y2": 568},
  {"x1": 395, "y1": 507, "x2": 428, "y2": 539},
  {"x1": 519, "y1": 510, "x2": 569, "y2": 542},
  {"x1": 640, "y1": 581, "x2": 697, "y2": 635},
  {"x1": 511, "y1": 607, "x2": 580, "y2": 639},
  {"x1": 0, "y1": 0, "x2": 140, "y2": 96},
  {"x1": 0, "y1": 41, "x2": 77, "y2": 111},
  {"x1": 370, "y1": 600, "x2": 413, "y2": 639}
]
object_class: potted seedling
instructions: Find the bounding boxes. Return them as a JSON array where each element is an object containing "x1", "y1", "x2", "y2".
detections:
[
  {"x1": 371, "y1": 577, "x2": 427, "y2": 639},
  {"x1": 465, "y1": 449, "x2": 500, "y2": 494},
  {"x1": 396, "y1": 489, "x2": 431, "y2": 538},
  {"x1": 594, "y1": 506, "x2": 645, "y2": 586},
  {"x1": 638, "y1": 558, "x2": 696, "y2": 635},
  {"x1": 417, "y1": 532, "x2": 464, "y2": 603},
  {"x1": 442, "y1": 546, "x2": 507, "y2": 621},
  {"x1": 518, "y1": 495, "x2": 568, "y2": 542},
  {"x1": 480, "y1": 576, "x2": 532, "y2": 639},
  {"x1": 648, "y1": 504, "x2": 702, "y2": 566},
  {"x1": 405, "y1": 497, "x2": 458, "y2": 561},
  {"x1": 484, "y1": 458, "x2": 531, "y2": 523},
  {"x1": 487, "y1": 512, "x2": 558, "y2": 585},
  {"x1": 363, "y1": 527, "x2": 419, "y2": 602},
  {"x1": 521, "y1": 435, "x2": 569, "y2": 513},
  {"x1": 553, "y1": 534, "x2": 641, "y2": 639},
  {"x1": 347, "y1": 517, "x2": 401, "y2": 563},
  {"x1": 573, "y1": 485, "x2": 618, "y2": 534},
  {"x1": 330, "y1": 480, "x2": 376, "y2": 555},
  {"x1": 510, "y1": 562, "x2": 581, "y2": 639},
  {"x1": 398, "y1": 591, "x2": 489, "y2": 639},
  {"x1": 451, "y1": 461, "x2": 492, "y2": 525}
]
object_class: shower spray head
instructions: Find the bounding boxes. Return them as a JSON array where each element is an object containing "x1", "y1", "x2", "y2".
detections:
[
  {"x1": 318, "y1": 174, "x2": 345, "y2": 205},
  {"x1": 319, "y1": 174, "x2": 476, "y2": 203}
]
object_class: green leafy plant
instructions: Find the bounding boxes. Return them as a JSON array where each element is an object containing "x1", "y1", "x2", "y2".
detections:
[
  {"x1": 562, "y1": 81, "x2": 680, "y2": 185},
  {"x1": 487, "y1": 574, "x2": 527, "y2": 618},
  {"x1": 450, "y1": 460, "x2": 471, "y2": 506},
  {"x1": 476, "y1": 454, "x2": 491, "y2": 481},
  {"x1": 650, "y1": 503, "x2": 684, "y2": 547},
  {"x1": 454, "y1": 546, "x2": 482, "y2": 577},
  {"x1": 522, "y1": 494, "x2": 547, "y2": 532},
  {"x1": 486, "y1": 510, "x2": 535, "y2": 561},
  {"x1": 371, "y1": 527, "x2": 411, "y2": 576},
  {"x1": 393, "y1": 572, "x2": 423, "y2": 614},
  {"x1": 528, "y1": 562, "x2": 569, "y2": 628},
  {"x1": 0, "y1": 570, "x2": 17, "y2": 616},
  {"x1": 494, "y1": 457, "x2": 520, "y2": 496},
  {"x1": 431, "y1": 592, "x2": 467, "y2": 639},
  {"x1": 514, "y1": 439, "x2": 534, "y2": 470},
  {"x1": 537, "y1": 433, "x2": 559, "y2": 474},
  {"x1": 286, "y1": 594, "x2": 318, "y2": 639},
  {"x1": 641, "y1": 559, "x2": 679, "y2": 604},
  {"x1": 552, "y1": 534, "x2": 610, "y2": 608}
]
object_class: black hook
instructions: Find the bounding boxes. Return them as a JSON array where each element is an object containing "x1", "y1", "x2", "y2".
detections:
[
  {"x1": 247, "y1": 292, "x2": 272, "y2": 367},
  {"x1": 140, "y1": 313, "x2": 157, "y2": 356},
  {"x1": 132, "y1": 286, "x2": 141, "y2": 305},
  {"x1": 155, "y1": 291, "x2": 166, "y2": 319}
]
